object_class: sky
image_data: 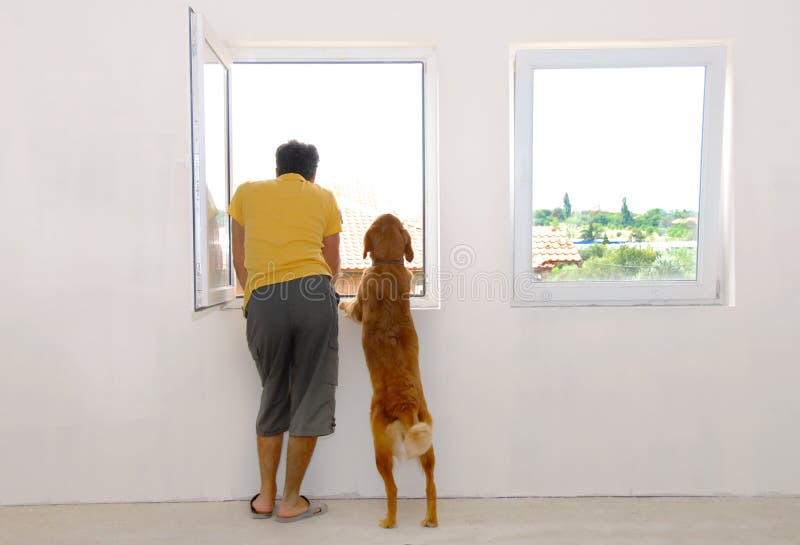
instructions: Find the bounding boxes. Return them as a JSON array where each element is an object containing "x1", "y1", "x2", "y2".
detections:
[
  {"x1": 531, "y1": 66, "x2": 707, "y2": 213},
  {"x1": 230, "y1": 62, "x2": 424, "y2": 221},
  {"x1": 205, "y1": 62, "x2": 707, "y2": 223}
]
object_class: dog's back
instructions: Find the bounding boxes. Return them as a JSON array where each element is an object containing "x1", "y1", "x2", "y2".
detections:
[{"x1": 360, "y1": 265, "x2": 432, "y2": 459}]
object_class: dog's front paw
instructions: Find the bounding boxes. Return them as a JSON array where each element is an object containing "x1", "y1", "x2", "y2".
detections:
[
  {"x1": 379, "y1": 516, "x2": 396, "y2": 529},
  {"x1": 339, "y1": 301, "x2": 354, "y2": 320},
  {"x1": 421, "y1": 516, "x2": 438, "y2": 528}
]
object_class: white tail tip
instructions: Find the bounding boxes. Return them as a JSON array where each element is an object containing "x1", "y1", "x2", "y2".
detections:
[{"x1": 404, "y1": 422, "x2": 432, "y2": 458}]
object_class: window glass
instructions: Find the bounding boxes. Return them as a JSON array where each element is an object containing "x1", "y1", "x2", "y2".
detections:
[
  {"x1": 231, "y1": 62, "x2": 425, "y2": 295},
  {"x1": 203, "y1": 40, "x2": 231, "y2": 290},
  {"x1": 530, "y1": 66, "x2": 706, "y2": 283}
]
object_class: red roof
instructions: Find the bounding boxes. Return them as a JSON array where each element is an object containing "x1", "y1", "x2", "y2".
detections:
[
  {"x1": 532, "y1": 227, "x2": 582, "y2": 270},
  {"x1": 340, "y1": 205, "x2": 424, "y2": 271}
]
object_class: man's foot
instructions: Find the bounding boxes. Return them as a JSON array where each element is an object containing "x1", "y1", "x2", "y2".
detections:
[
  {"x1": 250, "y1": 493, "x2": 275, "y2": 517},
  {"x1": 275, "y1": 495, "x2": 328, "y2": 522}
]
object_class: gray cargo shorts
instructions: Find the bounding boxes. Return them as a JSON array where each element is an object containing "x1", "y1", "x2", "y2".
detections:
[{"x1": 245, "y1": 275, "x2": 339, "y2": 437}]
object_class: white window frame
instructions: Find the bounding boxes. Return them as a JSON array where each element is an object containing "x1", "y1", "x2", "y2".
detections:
[
  {"x1": 190, "y1": 8, "x2": 235, "y2": 310},
  {"x1": 512, "y1": 45, "x2": 728, "y2": 307},
  {"x1": 228, "y1": 46, "x2": 441, "y2": 309}
]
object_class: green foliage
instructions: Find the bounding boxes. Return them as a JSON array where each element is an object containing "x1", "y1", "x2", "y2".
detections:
[
  {"x1": 579, "y1": 244, "x2": 606, "y2": 260},
  {"x1": 580, "y1": 223, "x2": 599, "y2": 242},
  {"x1": 534, "y1": 209, "x2": 552, "y2": 226},
  {"x1": 611, "y1": 245, "x2": 660, "y2": 267},
  {"x1": 637, "y1": 208, "x2": 666, "y2": 229},
  {"x1": 667, "y1": 223, "x2": 696, "y2": 241},
  {"x1": 533, "y1": 195, "x2": 698, "y2": 282},
  {"x1": 621, "y1": 197, "x2": 633, "y2": 225},
  {"x1": 549, "y1": 246, "x2": 696, "y2": 281},
  {"x1": 635, "y1": 248, "x2": 697, "y2": 280},
  {"x1": 535, "y1": 199, "x2": 697, "y2": 240}
]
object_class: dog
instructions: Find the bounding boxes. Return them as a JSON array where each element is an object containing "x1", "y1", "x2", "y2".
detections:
[{"x1": 339, "y1": 213, "x2": 437, "y2": 529}]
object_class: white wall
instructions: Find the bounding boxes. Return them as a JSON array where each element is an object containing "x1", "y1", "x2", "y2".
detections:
[{"x1": 1, "y1": 0, "x2": 799, "y2": 504}]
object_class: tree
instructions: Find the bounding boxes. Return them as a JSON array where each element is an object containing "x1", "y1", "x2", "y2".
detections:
[
  {"x1": 551, "y1": 245, "x2": 660, "y2": 281},
  {"x1": 630, "y1": 228, "x2": 645, "y2": 242},
  {"x1": 636, "y1": 248, "x2": 696, "y2": 280},
  {"x1": 563, "y1": 193, "x2": 572, "y2": 218},
  {"x1": 638, "y1": 208, "x2": 665, "y2": 229},
  {"x1": 621, "y1": 197, "x2": 633, "y2": 225},
  {"x1": 580, "y1": 223, "x2": 598, "y2": 242},
  {"x1": 533, "y1": 209, "x2": 552, "y2": 226}
]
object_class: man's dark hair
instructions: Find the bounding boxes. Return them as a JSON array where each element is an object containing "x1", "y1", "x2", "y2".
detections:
[{"x1": 275, "y1": 140, "x2": 319, "y2": 180}]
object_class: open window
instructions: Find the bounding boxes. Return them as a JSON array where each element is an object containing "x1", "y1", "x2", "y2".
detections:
[
  {"x1": 190, "y1": 8, "x2": 235, "y2": 310},
  {"x1": 229, "y1": 47, "x2": 440, "y2": 308},
  {"x1": 188, "y1": 11, "x2": 439, "y2": 310}
]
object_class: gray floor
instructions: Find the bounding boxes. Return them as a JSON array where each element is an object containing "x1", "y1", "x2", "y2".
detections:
[{"x1": 2, "y1": 498, "x2": 799, "y2": 545}]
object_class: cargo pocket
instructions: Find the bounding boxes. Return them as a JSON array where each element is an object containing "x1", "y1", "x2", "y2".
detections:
[
  {"x1": 324, "y1": 336, "x2": 339, "y2": 385},
  {"x1": 246, "y1": 320, "x2": 260, "y2": 361},
  {"x1": 246, "y1": 323, "x2": 269, "y2": 383},
  {"x1": 319, "y1": 283, "x2": 339, "y2": 386},
  {"x1": 248, "y1": 342, "x2": 262, "y2": 365},
  {"x1": 325, "y1": 311, "x2": 339, "y2": 385},
  {"x1": 250, "y1": 344, "x2": 272, "y2": 384}
]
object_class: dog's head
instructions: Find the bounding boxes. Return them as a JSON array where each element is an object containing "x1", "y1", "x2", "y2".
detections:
[{"x1": 363, "y1": 214, "x2": 414, "y2": 263}]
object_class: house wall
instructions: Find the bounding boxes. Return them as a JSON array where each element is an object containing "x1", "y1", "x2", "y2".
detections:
[
  {"x1": 2, "y1": 0, "x2": 799, "y2": 504},
  {"x1": 336, "y1": 271, "x2": 425, "y2": 297}
]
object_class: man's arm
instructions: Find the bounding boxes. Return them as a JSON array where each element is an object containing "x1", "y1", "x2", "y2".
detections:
[
  {"x1": 322, "y1": 232, "x2": 340, "y2": 277},
  {"x1": 232, "y1": 219, "x2": 247, "y2": 290}
]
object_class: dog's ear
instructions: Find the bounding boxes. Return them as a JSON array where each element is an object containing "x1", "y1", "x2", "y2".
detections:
[
  {"x1": 363, "y1": 227, "x2": 373, "y2": 259},
  {"x1": 403, "y1": 228, "x2": 414, "y2": 263}
]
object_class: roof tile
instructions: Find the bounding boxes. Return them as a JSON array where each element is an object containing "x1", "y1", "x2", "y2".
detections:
[
  {"x1": 531, "y1": 226, "x2": 582, "y2": 269},
  {"x1": 339, "y1": 204, "x2": 423, "y2": 271}
]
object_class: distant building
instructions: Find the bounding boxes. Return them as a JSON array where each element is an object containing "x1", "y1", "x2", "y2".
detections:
[
  {"x1": 336, "y1": 204, "x2": 424, "y2": 296},
  {"x1": 532, "y1": 226, "x2": 582, "y2": 280}
]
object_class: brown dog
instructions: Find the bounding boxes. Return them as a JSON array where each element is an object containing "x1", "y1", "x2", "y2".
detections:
[{"x1": 339, "y1": 214, "x2": 437, "y2": 529}]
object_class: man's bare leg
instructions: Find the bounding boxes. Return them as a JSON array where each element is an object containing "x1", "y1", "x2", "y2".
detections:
[
  {"x1": 251, "y1": 434, "x2": 283, "y2": 514},
  {"x1": 276, "y1": 436, "x2": 320, "y2": 518}
]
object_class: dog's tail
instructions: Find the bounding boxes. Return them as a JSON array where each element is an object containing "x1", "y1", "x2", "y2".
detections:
[{"x1": 404, "y1": 422, "x2": 432, "y2": 458}]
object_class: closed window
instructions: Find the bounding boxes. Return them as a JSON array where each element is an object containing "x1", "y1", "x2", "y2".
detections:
[{"x1": 513, "y1": 46, "x2": 729, "y2": 306}]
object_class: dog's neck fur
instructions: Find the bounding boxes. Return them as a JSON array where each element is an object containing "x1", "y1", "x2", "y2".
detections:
[{"x1": 371, "y1": 259, "x2": 405, "y2": 265}]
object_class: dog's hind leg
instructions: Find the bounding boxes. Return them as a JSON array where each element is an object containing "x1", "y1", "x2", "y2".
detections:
[
  {"x1": 374, "y1": 440, "x2": 398, "y2": 528},
  {"x1": 419, "y1": 446, "x2": 438, "y2": 527},
  {"x1": 372, "y1": 414, "x2": 398, "y2": 528}
]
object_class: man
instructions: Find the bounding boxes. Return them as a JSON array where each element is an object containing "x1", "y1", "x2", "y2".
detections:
[{"x1": 228, "y1": 140, "x2": 341, "y2": 522}]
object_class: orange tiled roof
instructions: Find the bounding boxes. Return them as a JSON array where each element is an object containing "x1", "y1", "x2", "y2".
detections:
[
  {"x1": 532, "y1": 226, "x2": 582, "y2": 270},
  {"x1": 340, "y1": 205, "x2": 424, "y2": 271}
]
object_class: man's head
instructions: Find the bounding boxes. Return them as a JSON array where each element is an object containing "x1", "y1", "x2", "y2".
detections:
[{"x1": 275, "y1": 140, "x2": 319, "y2": 181}]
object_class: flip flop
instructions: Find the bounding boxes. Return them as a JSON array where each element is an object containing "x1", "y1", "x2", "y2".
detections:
[
  {"x1": 274, "y1": 495, "x2": 328, "y2": 523},
  {"x1": 249, "y1": 493, "x2": 274, "y2": 519}
]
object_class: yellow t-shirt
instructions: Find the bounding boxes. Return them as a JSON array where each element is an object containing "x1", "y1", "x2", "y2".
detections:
[{"x1": 228, "y1": 173, "x2": 342, "y2": 311}]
